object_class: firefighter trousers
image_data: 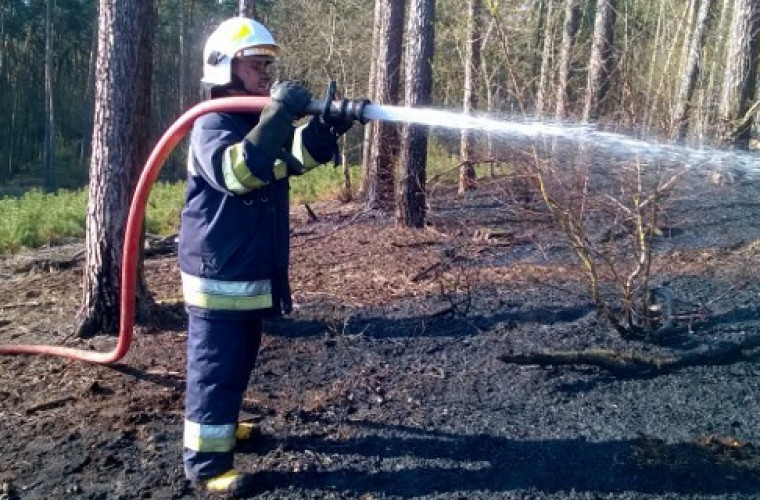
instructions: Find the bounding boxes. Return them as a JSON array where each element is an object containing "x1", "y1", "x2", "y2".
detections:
[{"x1": 183, "y1": 313, "x2": 263, "y2": 481}]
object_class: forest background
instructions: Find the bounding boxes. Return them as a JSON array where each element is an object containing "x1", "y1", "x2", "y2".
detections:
[{"x1": 1, "y1": 0, "x2": 758, "y2": 198}]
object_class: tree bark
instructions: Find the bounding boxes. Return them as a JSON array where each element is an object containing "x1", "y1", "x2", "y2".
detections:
[
  {"x1": 44, "y1": 0, "x2": 56, "y2": 192},
  {"x1": 480, "y1": 18, "x2": 499, "y2": 175},
  {"x1": 677, "y1": 0, "x2": 699, "y2": 90},
  {"x1": 79, "y1": 23, "x2": 98, "y2": 171},
  {"x1": 531, "y1": 0, "x2": 548, "y2": 99},
  {"x1": 646, "y1": 0, "x2": 696, "y2": 132},
  {"x1": 582, "y1": 0, "x2": 617, "y2": 121},
  {"x1": 78, "y1": 0, "x2": 154, "y2": 337},
  {"x1": 459, "y1": 0, "x2": 483, "y2": 195},
  {"x1": 359, "y1": 0, "x2": 383, "y2": 199},
  {"x1": 555, "y1": 0, "x2": 582, "y2": 119},
  {"x1": 398, "y1": 0, "x2": 435, "y2": 228},
  {"x1": 364, "y1": 0, "x2": 404, "y2": 212},
  {"x1": 718, "y1": 0, "x2": 759, "y2": 148},
  {"x1": 0, "y1": 10, "x2": 5, "y2": 181},
  {"x1": 535, "y1": 0, "x2": 555, "y2": 117},
  {"x1": 238, "y1": 0, "x2": 257, "y2": 18},
  {"x1": 643, "y1": 0, "x2": 665, "y2": 131},
  {"x1": 179, "y1": 0, "x2": 187, "y2": 112},
  {"x1": 672, "y1": 0, "x2": 713, "y2": 142},
  {"x1": 703, "y1": 0, "x2": 732, "y2": 130}
]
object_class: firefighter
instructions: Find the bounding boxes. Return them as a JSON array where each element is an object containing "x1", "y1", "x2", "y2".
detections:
[{"x1": 179, "y1": 17, "x2": 352, "y2": 497}]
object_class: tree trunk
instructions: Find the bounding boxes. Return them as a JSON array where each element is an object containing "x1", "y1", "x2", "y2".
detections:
[
  {"x1": 238, "y1": 0, "x2": 257, "y2": 18},
  {"x1": 704, "y1": 0, "x2": 732, "y2": 130},
  {"x1": 0, "y1": 9, "x2": 6, "y2": 182},
  {"x1": 582, "y1": 0, "x2": 617, "y2": 121},
  {"x1": 179, "y1": 0, "x2": 187, "y2": 112},
  {"x1": 643, "y1": 0, "x2": 665, "y2": 131},
  {"x1": 531, "y1": 0, "x2": 548, "y2": 98},
  {"x1": 398, "y1": 0, "x2": 435, "y2": 228},
  {"x1": 364, "y1": 0, "x2": 404, "y2": 212},
  {"x1": 647, "y1": 0, "x2": 697, "y2": 131},
  {"x1": 78, "y1": 0, "x2": 154, "y2": 337},
  {"x1": 555, "y1": 0, "x2": 582, "y2": 119},
  {"x1": 360, "y1": 0, "x2": 384, "y2": 199},
  {"x1": 718, "y1": 0, "x2": 759, "y2": 148},
  {"x1": 677, "y1": 0, "x2": 699, "y2": 89},
  {"x1": 79, "y1": 24, "x2": 97, "y2": 170},
  {"x1": 480, "y1": 18, "x2": 499, "y2": 175},
  {"x1": 672, "y1": 0, "x2": 713, "y2": 142},
  {"x1": 44, "y1": 0, "x2": 56, "y2": 192},
  {"x1": 459, "y1": 0, "x2": 483, "y2": 195},
  {"x1": 535, "y1": 0, "x2": 555, "y2": 117}
]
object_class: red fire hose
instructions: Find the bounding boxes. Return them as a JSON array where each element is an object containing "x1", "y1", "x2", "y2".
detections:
[{"x1": 0, "y1": 96, "x2": 271, "y2": 364}]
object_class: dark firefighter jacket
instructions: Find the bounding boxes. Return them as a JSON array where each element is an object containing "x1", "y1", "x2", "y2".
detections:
[{"x1": 178, "y1": 111, "x2": 333, "y2": 318}]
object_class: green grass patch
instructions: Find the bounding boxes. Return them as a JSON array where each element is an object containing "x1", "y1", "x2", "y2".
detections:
[
  {"x1": 290, "y1": 165, "x2": 359, "y2": 204},
  {"x1": 0, "y1": 189, "x2": 88, "y2": 254},
  {"x1": 145, "y1": 181, "x2": 185, "y2": 235},
  {"x1": 0, "y1": 149, "x2": 499, "y2": 255},
  {"x1": 0, "y1": 169, "x2": 358, "y2": 255}
]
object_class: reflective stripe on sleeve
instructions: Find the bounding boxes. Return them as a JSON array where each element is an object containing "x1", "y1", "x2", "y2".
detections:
[
  {"x1": 183, "y1": 420, "x2": 236, "y2": 453},
  {"x1": 181, "y1": 272, "x2": 273, "y2": 311},
  {"x1": 292, "y1": 125, "x2": 320, "y2": 172},
  {"x1": 221, "y1": 142, "x2": 268, "y2": 194},
  {"x1": 187, "y1": 152, "x2": 197, "y2": 175}
]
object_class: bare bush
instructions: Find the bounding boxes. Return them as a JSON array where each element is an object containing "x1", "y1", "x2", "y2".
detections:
[{"x1": 519, "y1": 146, "x2": 687, "y2": 338}]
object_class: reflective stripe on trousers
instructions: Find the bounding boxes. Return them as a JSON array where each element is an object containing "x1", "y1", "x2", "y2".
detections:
[{"x1": 181, "y1": 272, "x2": 273, "y2": 311}]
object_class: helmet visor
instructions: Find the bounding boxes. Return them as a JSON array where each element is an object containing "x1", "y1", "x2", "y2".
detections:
[{"x1": 234, "y1": 45, "x2": 279, "y2": 60}]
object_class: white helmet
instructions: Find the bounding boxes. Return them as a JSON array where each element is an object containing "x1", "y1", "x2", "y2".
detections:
[{"x1": 201, "y1": 17, "x2": 280, "y2": 87}]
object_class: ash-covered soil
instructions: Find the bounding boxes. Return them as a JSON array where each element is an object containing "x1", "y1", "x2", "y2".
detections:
[{"x1": 2, "y1": 169, "x2": 760, "y2": 499}]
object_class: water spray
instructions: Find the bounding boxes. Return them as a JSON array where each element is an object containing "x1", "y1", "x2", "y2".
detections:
[
  {"x1": 361, "y1": 104, "x2": 760, "y2": 176},
  {"x1": 307, "y1": 90, "x2": 758, "y2": 174}
]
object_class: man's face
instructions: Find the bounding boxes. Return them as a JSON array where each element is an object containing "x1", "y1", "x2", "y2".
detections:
[{"x1": 232, "y1": 56, "x2": 275, "y2": 96}]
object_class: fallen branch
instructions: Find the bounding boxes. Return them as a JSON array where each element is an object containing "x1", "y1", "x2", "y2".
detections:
[
  {"x1": 499, "y1": 334, "x2": 760, "y2": 377},
  {"x1": 25, "y1": 395, "x2": 77, "y2": 415},
  {"x1": 303, "y1": 203, "x2": 319, "y2": 223},
  {"x1": 390, "y1": 240, "x2": 440, "y2": 249},
  {"x1": 143, "y1": 233, "x2": 178, "y2": 257},
  {"x1": 11, "y1": 253, "x2": 83, "y2": 273},
  {"x1": 731, "y1": 99, "x2": 760, "y2": 138},
  {"x1": 428, "y1": 156, "x2": 515, "y2": 185},
  {"x1": 1, "y1": 300, "x2": 55, "y2": 310},
  {"x1": 472, "y1": 227, "x2": 513, "y2": 242},
  {"x1": 292, "y1": 208, "x2": 372, "y2": 248},
  {"x1": 410, "y1": 261, "x2": 444, "y2": 283}
]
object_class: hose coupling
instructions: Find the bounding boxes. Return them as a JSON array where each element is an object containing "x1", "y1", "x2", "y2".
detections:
[{"x1": 303, "y1": 81, "x2": 371, "y2": 125}]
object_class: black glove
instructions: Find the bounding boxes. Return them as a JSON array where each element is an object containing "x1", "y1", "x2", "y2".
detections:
[
  {"x1": 301, "y1": 116, "x2": 340, "y2": 164},
  {"x1": 246, "y1": 82, "x2": 312, "y2": 160},
  {"x1": 270, "y1": 81, "x2": 312, "y2": 116},
  {"x1": 320, "y1": 114, "x2": 354, "y2": 137}
]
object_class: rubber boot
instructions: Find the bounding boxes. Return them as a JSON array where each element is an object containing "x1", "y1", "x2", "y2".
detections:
[
  {"x1": 235, "y1": 421, "x2": 256, "y2": 441},
  {"x1": 196, "y1": 469, "x2": 257, "y2": 498}
]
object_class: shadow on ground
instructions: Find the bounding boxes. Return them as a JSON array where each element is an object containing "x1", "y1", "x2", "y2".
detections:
[
  {"x1": 265, "y1": 303, "x2": 597, "y2": 340},
  {"x1": 240, "y1": 419, "x2": 760, "y2": 497}
]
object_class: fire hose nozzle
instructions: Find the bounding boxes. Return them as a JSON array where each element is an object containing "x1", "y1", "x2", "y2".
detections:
[
  {"x1": 304, "y1": 98, "x2": 371, "y2": 125},
  {"x1": 303, "y1": 81, "x2": 371, "y2": 125}
]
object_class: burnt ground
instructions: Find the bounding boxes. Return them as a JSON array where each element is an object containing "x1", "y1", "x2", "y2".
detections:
[{"x1": 2, "y1": 167, "x2": 760, "y2": 499}]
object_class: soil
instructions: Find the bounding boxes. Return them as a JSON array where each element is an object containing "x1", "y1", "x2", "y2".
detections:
[{"x1": 2, "y1": 169, "x2": 760, "y2": 499}]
